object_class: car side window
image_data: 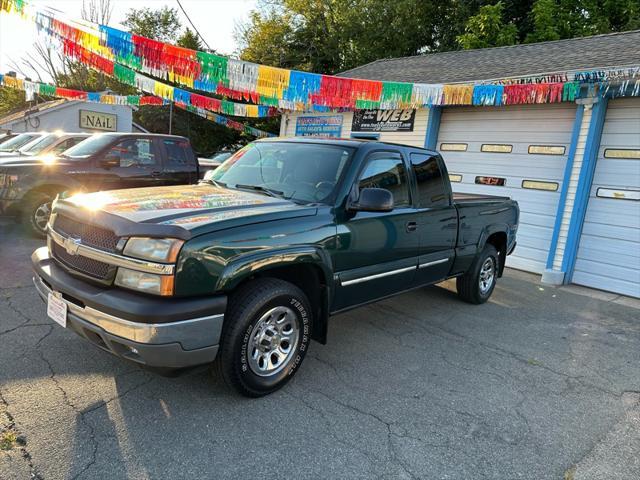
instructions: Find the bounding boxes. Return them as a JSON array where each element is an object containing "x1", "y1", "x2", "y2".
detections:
[
  {"x1": 107, "y1": 139, "x2": 158, "y2": 168},
  {"x1": 52, "y1": 138, "x2": 80, "y2": 154},
  {"x1": 410, "y1": 153, "x2": 448, "y2": 207},
  {"x1": 358, "y1": 152, "x2": 410, "y2": 207},
  {"x1": 164, "y1": 139, "x2": 192, "y2": 166}
]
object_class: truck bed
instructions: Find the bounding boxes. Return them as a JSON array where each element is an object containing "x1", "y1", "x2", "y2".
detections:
[{"x1": 452, "y1": 192, "x2": 511, "y2": 205}]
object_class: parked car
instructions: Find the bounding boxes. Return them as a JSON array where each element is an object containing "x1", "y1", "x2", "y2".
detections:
[
  {"x1": 32, "y1": 138, "x2": 519, "y2": 396},
  {"x1": 0, "y1": 133, "x2": 199, "y2": 236},
  {"x1": 0, "y1": 132, "x2": 48, "y2": 156},
  {"x1": 0, "y1": 132, "x2": 19, "y2": 146},
  {"x1": 0, "y1": 132, "x2": 91, "y2": 160},
  {"x1": 198, "y1": 150, "x2": 235, "y2": 177}
]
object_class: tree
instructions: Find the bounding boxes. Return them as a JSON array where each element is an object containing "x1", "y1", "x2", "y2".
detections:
[
  {"x1": 177, "y1": 28, "x2": 203, "y2": 50},
  {"x1": 237, "y1": 0, "x2": 472, "y2": 74},
  {"x1": 457, "y1": 2, "x2": 519, "y2": 50},
  {"x1": 123, "y1": 7, "x2": 182, "y2": 43}
]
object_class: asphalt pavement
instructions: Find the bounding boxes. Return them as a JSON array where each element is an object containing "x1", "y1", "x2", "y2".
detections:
[{"x1": 1, "y1": 219, "x2": 639, "y2": 480}]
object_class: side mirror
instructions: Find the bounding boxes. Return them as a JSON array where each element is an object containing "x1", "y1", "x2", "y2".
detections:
[
  {"x1": 100, "y1": 154, "x2": 120, "y2": 169},
  {"x1": 349, "y1": 187, "x2": 394, "y2": 213}
]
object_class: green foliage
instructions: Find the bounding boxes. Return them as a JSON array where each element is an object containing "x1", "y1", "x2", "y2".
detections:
[
  {"x1": 0, "y1": 86, "x2": 28, "y2": 118},
  {"x1": 457, "y1": 2, "x2": 519, "y2": 49},
  {"x1": 238, "y1": 0, "x2": 474, "y2": 73},
  {"x1": 123, "y1": 7, "x2": 182, "y2": 43},
  {"x1": 177, "y1": 28, "x2": 203, "y2": 50},
  {"x1": 239, "y1": 0, "x2": 640, "y2": 67}
]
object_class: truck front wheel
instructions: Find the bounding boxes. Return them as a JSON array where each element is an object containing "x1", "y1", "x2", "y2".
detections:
[
  {"x1": 215, "y1": 278, "x2": 312, "y2": 397},
  {"x1": 456, "y1": 244, "x2": 499, "y2": 304},
  {"x1": 22, "y1": 191, "x2": 54, "y2": 238}
]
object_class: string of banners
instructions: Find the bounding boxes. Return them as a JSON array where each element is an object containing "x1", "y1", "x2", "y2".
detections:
[
  {"x1": 2, "y1": 0, "x2": 639, "y2": 114},
  {"x1": 0, "y1": 73, "x2": 276, "y2": 138}
]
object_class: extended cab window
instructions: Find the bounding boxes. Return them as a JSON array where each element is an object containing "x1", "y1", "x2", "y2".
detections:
[
  {"x1": 410, "y1": 153, "x2": 448, "y2": 207},
  {"x1": 358, "y1": 152, "x2": 410, "y2": 207},
  {"x1": 107, "y1": 139, "x2": 158, "y2": 168},
  {"x1": 164, "y1": 139, "x2": 192, "y2": 165}
]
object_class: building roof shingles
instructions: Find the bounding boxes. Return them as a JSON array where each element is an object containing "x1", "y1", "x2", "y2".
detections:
[{"x1": 338, "y1": 30, "x2": 640, "y2": 83}]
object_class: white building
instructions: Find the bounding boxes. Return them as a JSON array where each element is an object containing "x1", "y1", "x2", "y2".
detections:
[
  {"x1": 280, "y1": 32, "x2": 640, "y2": 298},
  {"x1": 0, "y1": 99, "x2": 134, "y2": 133}
]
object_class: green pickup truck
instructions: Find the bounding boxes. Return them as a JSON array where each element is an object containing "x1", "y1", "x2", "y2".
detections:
[{"x1": 32, "y1": 138, "x2": 519, "y2": 396}]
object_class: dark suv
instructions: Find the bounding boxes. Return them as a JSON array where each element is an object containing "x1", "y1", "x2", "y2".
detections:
[{"x1": 0, "y1": 133, "x2": 199, "y2": 236}]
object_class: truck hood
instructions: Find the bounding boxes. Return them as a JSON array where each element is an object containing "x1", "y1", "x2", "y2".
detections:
[
  {"x1": 0, "y1": 155, "x2": 68, "y2": 167},
  {"x1": 61, "y1": 184, "x2": 318, "y2": 233}
]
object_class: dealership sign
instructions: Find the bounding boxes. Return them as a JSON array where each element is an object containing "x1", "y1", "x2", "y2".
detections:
[
  {"x1": 352, "y1": 109, "x2": 416, "y2": 132},
  {"x1": 295, "y1": 115, "x2": 343, "y2": 137},
  {"x1": 79, "y1": 110, "x2": 117, "y2": 131}
]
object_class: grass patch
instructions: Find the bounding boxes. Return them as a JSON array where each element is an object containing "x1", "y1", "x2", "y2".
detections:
[
  {"x1": 0, "y1": 430, "x2": 18, "y2": 450},
  {"x1": 564, "y1": 466, "x2": 576, "y2": 480}
]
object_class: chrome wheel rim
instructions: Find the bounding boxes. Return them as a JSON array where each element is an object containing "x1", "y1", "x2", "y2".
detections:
[
  {"x1": 479, "y1": 257, "x2": 495, "y2": 295},
  {"x1": 34, "y1": 202, "x2": 51, "y2": 232},
  {"x1": 247, "y1": 306, "x2": 300, "y2": 377}
]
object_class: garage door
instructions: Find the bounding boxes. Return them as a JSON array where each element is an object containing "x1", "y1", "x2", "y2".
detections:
[
  {"x1": 437, "y1": 104, "x2": 576, "y2": 273},
  {"x1": 572, "y1": 98, "x2": 640, "y2": 298}
]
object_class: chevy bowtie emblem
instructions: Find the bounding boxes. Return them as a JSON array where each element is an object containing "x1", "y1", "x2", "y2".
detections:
[{"x1": 64, "y1": 236, "x2": 82, "y2": 256}]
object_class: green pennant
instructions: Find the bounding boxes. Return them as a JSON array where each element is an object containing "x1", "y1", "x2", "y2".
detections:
[
  {"x1": 39, "y1": 83, "x2": 55, "y2": 96},
  {"x1": 114, "y1": 64, "x2": 136, "y2": 86},
  {"x1": 197, "y1": 51, "x2": 228, "y2": 85},
  {"x1": 381, "y1": 82, "x2": 413, "y2": 103}
]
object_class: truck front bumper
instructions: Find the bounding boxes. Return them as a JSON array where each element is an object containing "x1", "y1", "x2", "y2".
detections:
[{"x1": 32, "y1": 247, "x2": 226, "y2": 368}]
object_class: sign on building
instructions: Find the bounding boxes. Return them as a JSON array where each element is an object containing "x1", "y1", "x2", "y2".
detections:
[
  {"x1": 295, "y1": 115, "x2": 343, "y2": 137},
  {"x1": 79, "y1": 110, "x2": 117, "y2": 131},
  {"x1": 352, "y1": 109, "x2": 416, "y2": 132}
]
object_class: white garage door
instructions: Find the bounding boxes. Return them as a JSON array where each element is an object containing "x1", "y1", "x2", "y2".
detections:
[
  {"x1": 438, "y1": 103, "x2": 577, "y2": 274},
  {"x1": 572, "y1": 98, "x2": 640, "y2": 298}
]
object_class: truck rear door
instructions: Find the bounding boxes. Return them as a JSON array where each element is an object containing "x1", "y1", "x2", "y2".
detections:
[
  {"x1": 409, "y1": 152, "x2": 457, "y2": 285},
  {"x1": 160, "y1": 138, "x2": 198, "y2": 185}
]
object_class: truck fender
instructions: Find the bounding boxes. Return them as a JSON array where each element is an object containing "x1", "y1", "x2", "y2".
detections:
[
  {"x1": 216, "y1": 246, "x2": 334, "y2": 344},
  {"x1": 477, "y1": 224, "x2": 510, "y2": 276}
]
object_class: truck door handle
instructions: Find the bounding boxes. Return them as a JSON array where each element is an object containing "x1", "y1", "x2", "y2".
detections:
[
  {"x1": 406, "y1": 221, "x2": 418, "y2": 232},
  {"x1": 151, "y1": 171, "x2": 162, "y2": 177}
]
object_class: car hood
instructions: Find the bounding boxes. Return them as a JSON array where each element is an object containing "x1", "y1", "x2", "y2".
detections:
[
  {"x1": 60, "y1": 184, "x2": 318, "y2": 233},
  {"x1": 0, "y1": 155, "x2": 67, "y2": 167}
]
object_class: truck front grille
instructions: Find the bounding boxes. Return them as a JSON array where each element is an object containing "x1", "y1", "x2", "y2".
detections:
[
  {"x1": 50, "y1": 215, "x2": 120, "y2": 281},
  {"x1": 54, "y1": 215, "x2": 119, "y2": 252},
  {"x1": 52, "y1": 242, "x2": 112, "y2": 279}
]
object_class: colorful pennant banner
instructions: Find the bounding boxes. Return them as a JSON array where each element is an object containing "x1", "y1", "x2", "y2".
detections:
[
  {"x1": 2, "y1": 0, "x2": 639, "y2": 114},
  {"x1": 0, "y1": 73, "x2": 276, "y2": 138}
]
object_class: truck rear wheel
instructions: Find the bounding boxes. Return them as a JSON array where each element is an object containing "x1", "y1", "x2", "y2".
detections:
[
  {"x1": 456, "y1": 244, "x2": 499, "y2": 304},
  {"x1": 215, "y1": 278, "x2": 312, "y2": 397}
]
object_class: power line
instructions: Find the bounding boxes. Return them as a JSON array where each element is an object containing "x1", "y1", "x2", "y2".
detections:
[{"x1": 175, "y1": 0, "x2": 212, "y2": 51}]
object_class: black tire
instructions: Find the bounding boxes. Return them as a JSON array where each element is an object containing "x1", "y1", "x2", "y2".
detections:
[
  {"x1": 21, "y1": 192, "x2": 54, "y2": 238},
  {"x1": 215, "y1": 278, "x2": 312, "y2": 397},
  {"x1": 456, "y1": 244, "x2": 499, "y2": 304}
]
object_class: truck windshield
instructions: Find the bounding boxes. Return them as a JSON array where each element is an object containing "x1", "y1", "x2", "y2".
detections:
[
  {"x1": 210, "y1": 142, "x2": 353, "y2": 204},
  {"x1": 62, "y1": 134, "x2": 113, "y2": 158}
]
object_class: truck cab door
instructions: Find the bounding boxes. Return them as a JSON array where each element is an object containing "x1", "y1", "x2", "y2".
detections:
[
  {"x1": 159, "y1": 138, "x2": 198, "y2": 185},
  {"x1": 410, "y1": 153, "x2": 457, "y2": 285},
  {"x1": 93, "y1": 137, "x2": 164, "y2": 191},
  {"x1": 333, "y1": 151, "x2": 419, "y2": 311}
]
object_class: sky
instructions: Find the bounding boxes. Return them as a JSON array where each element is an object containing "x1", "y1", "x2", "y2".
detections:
[{"x1": 0, "y1": 0, "x2": 257, "y2": 80}]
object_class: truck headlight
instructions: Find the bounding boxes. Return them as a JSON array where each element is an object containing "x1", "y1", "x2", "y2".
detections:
[
  {"x1": 115, "y1": 268, "x2": 174, "y2": 296},
  {"x1": 123, "y1": 237, "x2": 184, "y2": 263}
]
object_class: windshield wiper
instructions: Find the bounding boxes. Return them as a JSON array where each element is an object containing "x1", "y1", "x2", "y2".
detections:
[
  {"x1": 233, "y1": 184, "x2": 285, "y2": 198},
  {"x1": 200, "y1": 178, "x2": 226, "y2": 188}
]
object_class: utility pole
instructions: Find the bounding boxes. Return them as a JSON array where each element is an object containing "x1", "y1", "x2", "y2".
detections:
[{"x1": 169, "y1": 102, "x2": 173, "y2": 134}]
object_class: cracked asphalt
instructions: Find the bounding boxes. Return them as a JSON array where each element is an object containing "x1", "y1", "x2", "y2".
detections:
[{"x1": 1, "y1": 220, "x2": 639, "y2": 480}]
